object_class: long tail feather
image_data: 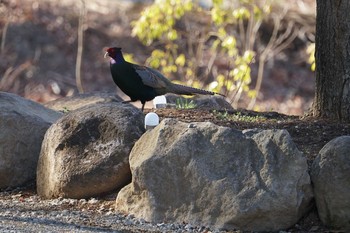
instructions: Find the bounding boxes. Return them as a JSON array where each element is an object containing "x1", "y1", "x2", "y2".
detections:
[{"x1": 170, "y1": 83, "x2": 225, "y2": 97}]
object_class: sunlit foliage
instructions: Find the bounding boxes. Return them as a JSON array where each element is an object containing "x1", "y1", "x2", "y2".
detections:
[{"x1": 132, "y1": 0, "x2": 273, "y2": 106}]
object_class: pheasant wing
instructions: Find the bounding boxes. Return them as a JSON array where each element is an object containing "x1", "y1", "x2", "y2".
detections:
[
  {"x1": 133, "y1": 64, "x2": 169, "y2": 89},
  {"x1": 132, "y1": 63, "x2": 224, "y2": 97}
]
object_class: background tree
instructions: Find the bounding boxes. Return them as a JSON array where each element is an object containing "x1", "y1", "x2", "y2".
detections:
[{"x1": 313, "y1": 0, "x2": 350, "y2": 122}]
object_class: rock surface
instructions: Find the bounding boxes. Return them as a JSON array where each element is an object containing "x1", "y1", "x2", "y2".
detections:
[
  {"x1": 0, "y1": 92, "x2": 62, "y2": 189},
  {"x1": 37, "y1": 102, "x2": 144, "y2": 199},
  {"x1": 165, "y1": 93, "x2": 233, "y2": 110},
  {"x1": 311, "y1": 136, "x2": 350, "y2": 231},
  {"x1": 115, "y1": 119, "x2": 313, "y2": 232},
  {"x1": 44, "y1": 92, "x2": 123, "y2": 112}
]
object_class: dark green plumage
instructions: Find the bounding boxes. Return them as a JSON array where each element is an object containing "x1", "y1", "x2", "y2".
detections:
[{"x1": 105, "y1": 47, "x2": 223, "y2": 111}]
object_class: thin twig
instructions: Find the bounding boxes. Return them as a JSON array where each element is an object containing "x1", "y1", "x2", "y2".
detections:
[
  {"x1": 248, "y1": 7, "x2": 297, "y2": 110},
  {"x1": 1, "y1": 13, "x2": 10, "y2": 54},
  {"x1": 0, "y1": 62, "x2": 32, "y2": 91},
  {"x1": 75, "y1": 0, "x2": 86, "y2": 93}
]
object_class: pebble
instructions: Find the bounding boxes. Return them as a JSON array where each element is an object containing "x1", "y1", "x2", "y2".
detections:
[
  {"x1": 87, "y1": 198, "x2": 99, "y2": 204},
  {"x1": 188, "y1": 123, "x2": 197, "y2": 128}
]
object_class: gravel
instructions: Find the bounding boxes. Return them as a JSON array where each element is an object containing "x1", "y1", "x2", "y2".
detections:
[{"x1": 0, "y1": 186, "x2": 233, "y2": 233}]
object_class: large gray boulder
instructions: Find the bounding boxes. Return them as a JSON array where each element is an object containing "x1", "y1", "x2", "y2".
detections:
[
  {"x1": 115, "y1": 119, "x2": 313, "y2": 232},
  {"x1": 0, "y1": 91, "x2": 62, "y2": 188},
  {"x1": 311, "y1": 136, "x2": 350, "y2": 231},
  {"x1": 37, "y1": 102, "x2": 144, "y2": 199}
]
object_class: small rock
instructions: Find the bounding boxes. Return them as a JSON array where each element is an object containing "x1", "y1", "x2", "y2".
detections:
[
  {"x1": 88, "y1": 198, "x2": 98, "y2": 204},
  {"x1": 188, "y1": 123, "x2": 197, "y2": 128}
]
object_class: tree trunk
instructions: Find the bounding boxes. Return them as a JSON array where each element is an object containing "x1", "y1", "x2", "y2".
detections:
[{"x1": 313, "y1": 0, "x2": 350, "y2": 122}]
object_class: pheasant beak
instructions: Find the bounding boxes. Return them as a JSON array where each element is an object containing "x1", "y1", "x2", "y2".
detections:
[{"x1": 104, "y1": 51, "x2": 109, "y2": 58}]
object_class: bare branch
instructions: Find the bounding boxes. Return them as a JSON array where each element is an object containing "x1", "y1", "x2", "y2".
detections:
[
  {"x1": 1, "y1": 12, "x2": 10, "y2": 54},
  {"x1": 75, "y1": 0, "x2": 86, "y2": 94}
]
